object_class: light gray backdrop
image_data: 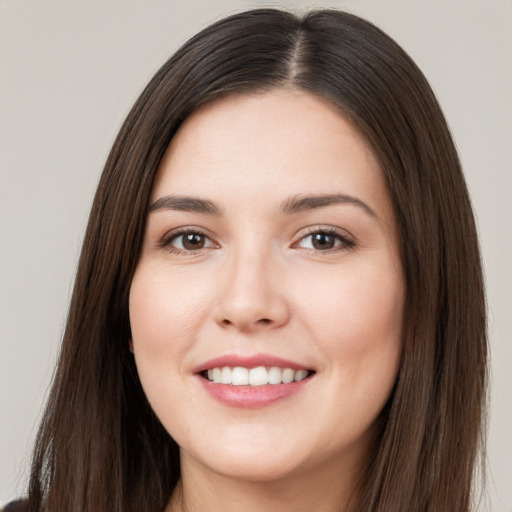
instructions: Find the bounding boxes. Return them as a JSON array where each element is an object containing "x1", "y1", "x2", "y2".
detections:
[{"x1": 1, "y1": 0, "x2": 511, "y2": 510}]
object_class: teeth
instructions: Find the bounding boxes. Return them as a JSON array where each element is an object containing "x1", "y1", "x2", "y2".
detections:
[
  {"x1": 268, "y1": 366, "x2": 282, "y2": 384},
  {"x1": 294, "y1": 370, "x2": 308, "y2": 382},
  {"x1": 220, "y1": 367, "x2": 232, "y2": 384},
  {"x1": 282, "y1": 368, "x2": 295, "y2": 384},
  {"x1": 205, "y1": 366, "x2": 310, "y2": 386},
  {"x1": 249, "y1": 366, "x2": 267, "y2": 386},
  {"x1": 231, "y1": 367, "x2": 249, "y2": 385}
]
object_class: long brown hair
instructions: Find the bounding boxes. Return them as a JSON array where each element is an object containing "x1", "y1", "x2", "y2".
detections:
[{"x1": 27, "y1": 8, "x2": 487, "y2": 512}]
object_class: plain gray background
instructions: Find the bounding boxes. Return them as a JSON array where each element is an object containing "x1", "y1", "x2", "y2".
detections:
[{"x1": 1, "y1": 0, "x2": 511, "y2": 510}]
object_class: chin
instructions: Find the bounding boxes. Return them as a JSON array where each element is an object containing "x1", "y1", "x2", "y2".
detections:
[
  {"x1": 179, "y1": 429, "x2": 317, "y2": 483},
  {"x1": 188, "y1": 450, "x2": 311, "y2": 483}
]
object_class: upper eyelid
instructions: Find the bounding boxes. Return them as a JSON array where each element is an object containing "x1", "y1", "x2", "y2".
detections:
[
  {"x1": 156, "y1": 229, "x2": 218, "y2": 255},
  {"x1": 293, "y1": 225, "x2": 355, "y2": 243},
  {"x1": 291, "y1": 227, "x2": 357, "y2": 254},
  {"x1": 160, "y1": 226, "x2": 216, "y2": 243}
]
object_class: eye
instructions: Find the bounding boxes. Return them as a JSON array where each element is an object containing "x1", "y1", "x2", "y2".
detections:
[
  {"x1": 162, "y1": 230, "x2": 217, "y2": 253},
  {"x1": 294, "y1": 229, "x2": 355, "y2": 252}
]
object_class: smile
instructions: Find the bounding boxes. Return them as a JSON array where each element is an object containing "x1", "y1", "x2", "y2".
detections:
[
  {"x1": 203, "y1": 366, "x2": 311, "y2": 386},
  {"x1": 194, "y1": 354, "x2": 316, "y2": 408}
]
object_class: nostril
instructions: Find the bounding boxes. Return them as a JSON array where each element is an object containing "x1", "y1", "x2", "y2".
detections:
[{"x1": 218, "y1": 315, "x2": 279, "y2": 330}]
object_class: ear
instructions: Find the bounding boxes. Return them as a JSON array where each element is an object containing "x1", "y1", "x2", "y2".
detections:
[{"x1": 129, "y1": 339, "x2": 134, "y2": 353}]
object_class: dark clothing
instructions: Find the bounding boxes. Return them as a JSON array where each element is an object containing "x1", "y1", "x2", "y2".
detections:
[{"x1": 1, "y1": 499, "x2": 28, "y2": 512}]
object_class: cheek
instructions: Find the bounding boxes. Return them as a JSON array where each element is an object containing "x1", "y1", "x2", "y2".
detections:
[
  {"x1": 129, "y1": 264, "x2": 210, "y2": 352},
  {"x1": 128, "y1": 266, "x2": 202, "y2": 422},
  {"x1": 298, "y1": 260, "x2": 404, "y2": 373},
  {"x1": 303, "y1": 263, "x2": 404, "y2": 436}
]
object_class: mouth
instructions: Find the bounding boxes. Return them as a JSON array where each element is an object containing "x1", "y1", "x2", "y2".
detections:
[
  {"x1": 200, "y1": 366, "x2": 314, "y2": 386},
  {"x1": 194, "y1": 354, "x2": 316, "y2": 408}
]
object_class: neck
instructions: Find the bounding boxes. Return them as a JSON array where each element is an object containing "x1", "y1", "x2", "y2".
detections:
[{"x1": 166, "y1": 453, "x2": 365, "y2": 512}]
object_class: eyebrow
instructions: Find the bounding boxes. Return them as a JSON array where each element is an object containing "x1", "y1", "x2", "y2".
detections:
[
  {"x1": 148, "y1": 193, "x2": 377, "y2": 220},
  {"x1": 280, "y1": 193, "x2": 378, "y2": 219},
  {"x1": 148, "y1": 195, "x2": 222, "y2": 216}
]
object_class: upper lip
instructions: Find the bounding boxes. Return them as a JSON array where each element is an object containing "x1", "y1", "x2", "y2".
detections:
[{"x1": 192, "y1": 353, "x2": 313, "y2": 374}]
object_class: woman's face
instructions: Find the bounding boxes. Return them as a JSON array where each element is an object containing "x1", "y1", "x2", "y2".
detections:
[{"x1": 129, "y1": 90, "x2": 404, "y2": 483}]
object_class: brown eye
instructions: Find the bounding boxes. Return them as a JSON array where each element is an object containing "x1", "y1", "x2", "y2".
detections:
[
  {"x1": 164, "y1": 231, "x2": 216, "y2": 253},
  {"x1": 182, "y1": 233, "x2": 206, "y2": 250},
  {"x1": 295, "y1": 229, "x2": 355, "y2": 252},
  {"x1": 311, "y1": 233, "x2": 336, "y2": 250}
]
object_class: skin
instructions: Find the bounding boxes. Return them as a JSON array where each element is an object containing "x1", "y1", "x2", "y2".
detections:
[{"x1": 129, "y1": 89, "x2": 405, "y2": 512}]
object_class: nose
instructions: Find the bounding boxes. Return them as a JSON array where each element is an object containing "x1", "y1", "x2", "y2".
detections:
[{"x1": 213, "y1": 249, "x2": 290, "y2": 333}]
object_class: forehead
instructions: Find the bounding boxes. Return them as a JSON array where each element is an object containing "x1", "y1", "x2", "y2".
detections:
[{"x1": 152, "y1": 90, "x2": 392, "y2": 221}]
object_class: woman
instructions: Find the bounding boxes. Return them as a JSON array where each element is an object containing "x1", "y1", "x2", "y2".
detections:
[{"x1": 9, "y1": 8, "x2": 487, "y2": 512}]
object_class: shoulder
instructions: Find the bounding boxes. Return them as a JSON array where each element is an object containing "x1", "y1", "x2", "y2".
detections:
[{"x1": 1, "y1": 499, "x2": 29, "y2": 512}]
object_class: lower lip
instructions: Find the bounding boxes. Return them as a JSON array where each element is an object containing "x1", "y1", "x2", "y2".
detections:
[{"x1": 197, "y1": 376, "x2": 312, "y2": 408}]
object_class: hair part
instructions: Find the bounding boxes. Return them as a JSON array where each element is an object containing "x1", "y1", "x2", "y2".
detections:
[{"x1": 28, "y1": 8, "x2": 487, "y2": 512}]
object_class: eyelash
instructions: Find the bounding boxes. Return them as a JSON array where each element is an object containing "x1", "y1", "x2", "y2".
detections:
[
  {"x1": 159, "y1": 227, "x2": 355, "y2": 255},
  {"x1": 293, "y1": 227, "x2": 356, "y2": 253},
  {"x1": 160, "y1": 229, "x2": 218, "y2": 254}
]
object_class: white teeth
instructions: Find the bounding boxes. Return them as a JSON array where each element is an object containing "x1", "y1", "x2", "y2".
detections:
[
  {"x1": 249, "y1": 366, "x2": 268, "y2": 386},
  {"x1": 220, "y1": 367, "x2": 232, "y2": 384},
  {"x1": 231, "y1": 367, "x2": 249, "y2": 385},
  {"x1": 205, "y1": 366, "x2": 310, "y2": 386},
  {"x1": 282, "y1": 368, "x2": 295, "y2": 384},
  {"x1": 294, "y1": 370, "x2": 308, "y2": 382},
  {"x1": 268, "y1": 366, "x2": 282, "y2": 384}
]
